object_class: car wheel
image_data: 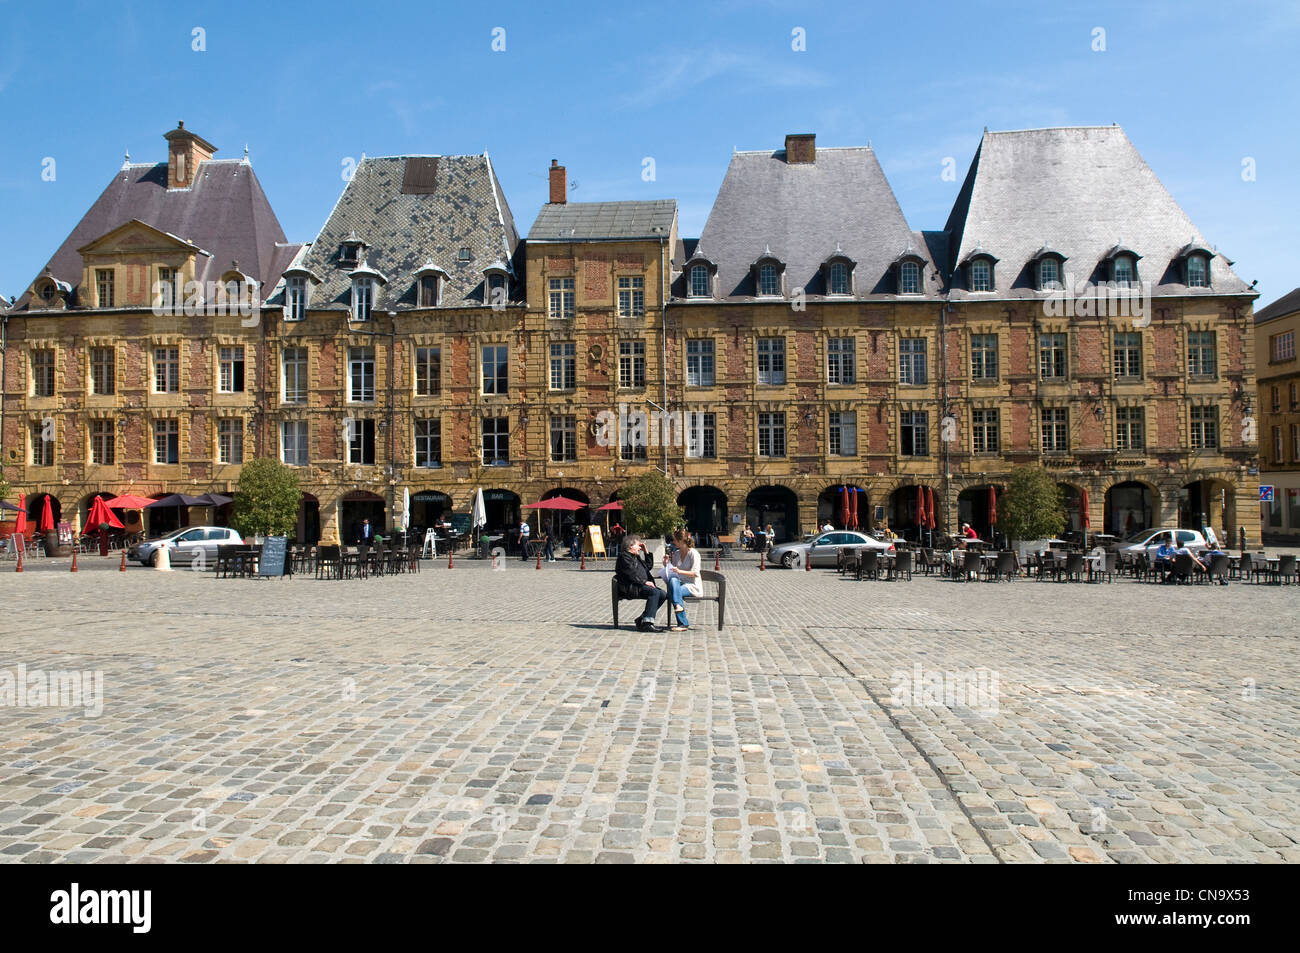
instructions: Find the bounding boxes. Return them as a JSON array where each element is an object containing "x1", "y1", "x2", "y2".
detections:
[{"x1": 781, "y1": 552, "x2": 795, "y2": 569}]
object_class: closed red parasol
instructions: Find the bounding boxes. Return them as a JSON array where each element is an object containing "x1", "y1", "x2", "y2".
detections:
[
  {"x1": 1080, "y1": 488, "x2": 1090, "y2": 528},
  {"x1": 39, "y1": 495, "x2": 55, "y2": 533},
  {"x1": 86, "y1": 495, "x2": 124, "y2": 531},
  {"x1": 915, "y1": 486, "x2": 926, "y2": 529},
  {"x1": 840, "y1": 486, "x2": 850, "y2": 529},
  {"x1": 15, "y1": 493, "x2": 27, "y2": 541},
  {"x1": 988, "y1": 485, "x2": 998, "y2": 527},
  {"x1": 926, "y1": 486, "x2": 936, "y2": 530},
  {"x1": 849, "y1": 488, "x2": 859, "y2": 530}
]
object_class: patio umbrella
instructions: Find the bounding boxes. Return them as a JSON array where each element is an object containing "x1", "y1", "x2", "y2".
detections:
[
  {"x1": 194, "y1": 493, "x2": 232, "y2": 507},
  {"x1": 402, "y1": 487, "x2": 410, "y2": 531},
  {"x1": 523, "y1": 497, "x2": 586, "y2": 511},
  {"x1": 105, "y1": 494, "x2": 156, "y2": 510},
  {"x1": 926, "y1": 487, "x2": 936, "y2": 531},
  {"x1": 15, "y1": 494, "x2": 27, "y2": 540},
  {"x1": 86, "y1": 495, "x2": 123, "y2": 530},
  {"x1": 849, "y1": 488, "x2": 859, "y2": 530},
  {"x1": 839, "y1": 486, "x2": 850, "y2": 529},
  {"x1": 39, "y1": 495, "x2": 54, "y2": 533},
  {"x1": 1080, "y1": 487, "x2": 1090, "y2": 551},
  {"x1": 596, "y1": 501, "x2": 622, "y2": 511},
  {"x1": 146, "y1": 493, "x2": 206, "y2": 509},
  {"x1": 915, "y1": 486, "x2": 926, "y2": 536},
  {"x1": 471, "y1": 488, "x2": 486, "y2": 531},
  {"x1": 988, "y1": 485, "x2": 997, "y2": 544}
]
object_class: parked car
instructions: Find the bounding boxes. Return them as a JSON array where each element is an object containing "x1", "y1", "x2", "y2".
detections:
[
  {"x1": 770, "y1": 531, "x2": 893, "y2": 569},
  {"x1": 1119, "y1": 528, "x2": 1207, "y2": 556},
  {"x1": 133, "y1": 526, "x2": 243, "y2": 568}
]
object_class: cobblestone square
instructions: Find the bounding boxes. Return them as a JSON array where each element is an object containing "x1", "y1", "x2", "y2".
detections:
[{"x1": 1, "y1": 554, "x2": 1296, "y2": 863}]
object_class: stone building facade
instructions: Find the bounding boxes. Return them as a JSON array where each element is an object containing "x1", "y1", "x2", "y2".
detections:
[{"x1": 1255, "y1": 288, "x2": 1300, "y2": 541}]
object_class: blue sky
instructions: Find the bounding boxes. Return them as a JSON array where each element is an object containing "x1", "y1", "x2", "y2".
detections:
[{"x1": 2, "y1": 0, "x2": 1297, "y2": 305}]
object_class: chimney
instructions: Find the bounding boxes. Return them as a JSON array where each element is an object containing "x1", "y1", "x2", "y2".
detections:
[
  {"x1": 549, "y1": 159, "x2": 567, "y2": 204},
  {"x1": 164, "y1": 120, "x2": 217, "y2": 189},
  {"x1": 784, "y1": 133, "x2": 816, "y2": 164}
]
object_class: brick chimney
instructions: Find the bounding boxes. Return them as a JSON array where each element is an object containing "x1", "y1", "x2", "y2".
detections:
[
  {"x1": 549, "y1": 159, "x2": 567, "y2": 204},
  {"x1": 784, "y1": 133, "x2": 816, "y2": 164},
  {"x1": 164, "y1": 120, "x2": 217, "y2": 189}
]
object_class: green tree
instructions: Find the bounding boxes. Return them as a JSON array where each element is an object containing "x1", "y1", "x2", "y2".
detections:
[
  {"x1": 230, "y1": 458, "x2": 301, "y2": 538},
  {"x1": 998, "y1": 466, "x2": 1066, "y2": 542},
  {"x1": 619, "y1": 471, "x2": 683, "y2": 540}
]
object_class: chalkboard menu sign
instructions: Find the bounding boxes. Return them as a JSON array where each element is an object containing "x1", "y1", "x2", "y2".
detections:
[{"x1": 259, "y1": 536, "x2": 289, "y2": 577}]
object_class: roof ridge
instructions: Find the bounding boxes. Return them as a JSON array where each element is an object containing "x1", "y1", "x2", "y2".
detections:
[{"x1": 986, "y1": 124, "x2": 1123, "y2": 135}]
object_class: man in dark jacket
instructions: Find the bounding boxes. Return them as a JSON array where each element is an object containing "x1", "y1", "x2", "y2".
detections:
[{"x1": 615, "y1": 534, "x2": 665, "y2": 632}]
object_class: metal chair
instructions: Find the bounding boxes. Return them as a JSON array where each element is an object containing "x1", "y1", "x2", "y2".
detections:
[
  {"x1": 858, "y1": 549, "x2": 880, "y2": 581},
  {"x1": 986, "y1": 551, "x2": 1018, "y2": 582},
  {"x1": 1060, "y1": 552, "x2": 1085, "y2": 582},
  {"x1": 889, "y1": 550, "x2": 913, "y2": 581},
  {"x1": 1270, "y1": 554, "x2": 1297, "y2": 585},
  {"x1": 957, "y1": 550, "x2": 982, "y2": 581},
  {"x1": 316, "y1": 545, "x2": 341, "y2": 580}
]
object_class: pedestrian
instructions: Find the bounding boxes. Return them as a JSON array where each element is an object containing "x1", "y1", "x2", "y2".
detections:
[
  {"x1": 661, "y1": 531, "x2": 703, "y2": 631},
  {"x1": 569, "y1": 525, "x2": 582, "y2": 560},
  {"x1": 518, "y1": 519, "x2": 531, "y2": 561},
  {"x1": 615, "y1": 534, "x2": 666, "y2": 632}
]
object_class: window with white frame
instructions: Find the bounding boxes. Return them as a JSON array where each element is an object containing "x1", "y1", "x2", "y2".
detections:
[
  {"x1": 689, "y1": 266, "x2": 710, "y2": 298},
  {"x1": 481, "y1": 344, "x2": 508, "y2": 395},
  {"x1": 1038, "y1": 258, "x2": 1062, "y2": 290},
  {"x1": 31, "y1": 421, "x2": 53, "y2": 467},
  {"x1": 549, "y1": 342, "x2": 576, "y2": 390},
  {"x1": 90, "y1": 347, "x2": 115, "y2": 395},
  {"x1": 351, "y1": 277, "x2": 373, "y2": 321},
  {"x1": 829, "y1": 410, "x2": 857, "y2": 456},
  {"x1": 1292, "y1": 423, "x2": 1300, "y2": 461},
  {"x1": 620, "y1": 412, "x2": 647, "y2": 461},
  {"x1": 757, "y1": 263, "x2": 780, "y2": 296},
  {"x1": 900, "y1": 411, "x2": 928, "y2": 457},
  {"x1": 969, "y1": 259, "x2": 992, "y2": 292},
  {"x1": 154, "y1": 347, "x2": 180, "y2": 393},
  {"x1": 156, "y1": 268, "x2": 179, "y2": 310},
  {"x1": 899, "y1": 337, "x2": 927, "y2": 385},
  {"x1": 415, "y1": 418, "x2": 441, "y2": 467},
  {"x1": 686, "y1": 411, "x2": 715, "y2": 458},
  {"x1": 31, "y1": 349, "x2": 55, "y2": 397},
  {"x1": 1113, "y1": 256, "x2": 1135, "y2": 287},
  {"x1": 1040, "y1": 407, "x2": 1068, "y2": 453},
  {"x1": 1039, "y1": 333, "x2": 1067, "y2": 380},
  {"x1": 617, "y1": 276, "x2": 645, "y2": 317},
  {"x1": 1190, "y1": 405, "x2": 1218, "y2": 450},
  {"x1": 899, "y1": 261, "x2": 921, "y2": 294},
  {"x1": 217, "y1": 419, "x2": 244, "y2": 464},
  {"x1": 1188, "y1": 331, "x2": 1217, "y2": 377},
  {"x1": 281, "y1": 420, "x2": 309, "y2": 466},
  {"x1": 549, "y1": 415, "x2": 577, "y2": 462},
  {"x1": 971, "y1": 409, "x2": 999, "y2": 454},
  {"x1": 486, "y1": 272, "x2": 507, "y2": 305},
  {"x1": 482, "y1": 417, "x2": 508, "y2": 465},
  {"x1": 286, "y1": 277, "x2": 307, "y2": 321},
  {"x1": 1186, "y1": 255, "x2": 1209, "y2": 288},
  {"x1": 1273, "y1": 426, "x2": 1283, "y2": 464},
  {"x1": 90, "y1": 419, "x2": 114, "y2": 465},
  {"x1": 415, "y1": 346, "x2": 441, "y2": 396},
  {"x1": 348, "y1": 346, "x2": 375, "y2": 402},
  {"x1": 281, "y1": 347, "x2": 307, "y2": 403},
  {"x1": 348, "y1": 418, "x2": 375, "y2": 464},
  {"x1": 96, "y1": 269, "x2": 115, "y2": 308},
  {"x1": 218, "y1": 346, "x2": 245, "y2": 392},
  {"x1": 971, "y1": 333, "x2": 998, "y2": 380},
  {"x1": 154, "y1": 418, "x2": 179, "y2": 464},
  {"x1": 619, "y1": 340, "x2": 646, "y2": 388},
  {"x1": 757, "y1": 337, "x2": 785, "y2": 385},
  {"x1": 548, "y1": 277, "x2": 575, "y2": 318},
  {"x1": 1116, "y1": 406, "x2": 1144, "y2": 451},
  {"x1": 1113, "y1": 332, "x2": 1142, "y2": 379},
  {"x1": 1271, "y1": 330, "x2": 1295, "y2": 363},
  {"x1": 686, "y1": 339, "x2": 715, "y2": 387},
  {"x1": 828, "y1": 261, "x2": 850, "y2": 295},
  {"x1": 757, "y1": 412, "x2": 786, "y2": 457},
  {"x1": 827, "y1": 337, "x2": 855, "y2": 384}
]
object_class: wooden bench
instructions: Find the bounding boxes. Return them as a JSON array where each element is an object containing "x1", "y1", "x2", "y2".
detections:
[
  {"x1": 715, "y1": 535, "x2": 736, "y2": 558},
  {"x1": 611, "y1": 569, "x2": 726, "y2": 629}
]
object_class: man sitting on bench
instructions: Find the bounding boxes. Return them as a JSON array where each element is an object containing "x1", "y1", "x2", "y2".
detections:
[{"x1": 615, "y1": 534, "x2": 665, "y2": 632}]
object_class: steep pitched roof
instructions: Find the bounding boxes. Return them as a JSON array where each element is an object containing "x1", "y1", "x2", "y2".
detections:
[
  {"x1": 944, "y1": 126, "x2": 1251, "y2": 298},
  {"x1": 15, "y1": 157, "x2": 289, "y2": 310},
  {"x1": 295, "y1": 154, "x2": 520, "y2": 310},
  {"x1": 692, "y1": 145, "x2": 942, "y2": 300},
  {"x1": 528, "y1": 200, "x2": 677, "y2": 241},
  {"x1": 1255, "y1": 287, "x2": 1300, "y2": 324}
]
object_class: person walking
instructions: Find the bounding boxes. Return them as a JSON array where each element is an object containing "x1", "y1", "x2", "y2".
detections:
[
  {"x1": 615, "y1": 535, "x2": 665, "y2": 632},
  {"x1": 518, "y1": 519, "x2": 531, "y2": 561},
  {"x1": 662, "y1": 531, "x2": 703, "y2": 631}
]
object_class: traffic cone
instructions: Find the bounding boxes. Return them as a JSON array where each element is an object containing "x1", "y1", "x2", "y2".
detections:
[
  {"x1": 759, "y1": 550, "x2": 765, "y2": 571},
  {"x1": 70, "y1": 548, "x2": 78, "y2": 572},
  {"x1": 119, "y1": 549, "x2": 127, "y2": 572}
]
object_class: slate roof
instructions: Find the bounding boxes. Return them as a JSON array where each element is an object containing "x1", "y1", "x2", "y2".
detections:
[
  {"x1": 289, "y1": 154, "x2": 520, "y2": 310},
  {"x1": 688, "y1": 146, "x2": 942, "y2": 300},
  {"x1": 15, "y1": 157, "x2": 290, "y2": 311},
  {"x1": 527, "y1": 200, "x2": 677, "y2": 242},
  {"x1": 1255, "y1": 287, "x2": 1300, "y2": 324},
  {"x1": 943, "y1": 126, "x2": 1252, "y2": 299}
]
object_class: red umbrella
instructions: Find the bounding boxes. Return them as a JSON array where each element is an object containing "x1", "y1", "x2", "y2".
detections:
[
  {"x1": 39, "y1": 495, "x2": 54, "y2": 533},
  {"x1": 840, "y1": 486, "x2": 850, "y2": 529},
  {"x1": 104, "y1": 494, "x2": 156, "y2": 510},
  {"x1": 849, "y1": 488, "x2": 859, "y2": 530},
  {"x1": 596, "y1": 501, "x2": 622, "y2": 511},
  {"x1": 15, "y1": 493, "x2": 27, "y2": 541},
  {"x1": 86, "y1": 495, "x2": 124, "y2": 531},
  {"x1": 915, "y1": 486, "x2": 926, "y2": 528},
  {"x1": 926, "y1": 486, "x2": 936, "y2": 530},
  {"x1": 988, "y1": 486, "x2": 998, "y2": 527},
  {"x1": 523, "y1": 497, "x2": 586, "y2": 511},
  {"x1": 1080, "y1": 488, "x2": 1090, "y2": 528}
]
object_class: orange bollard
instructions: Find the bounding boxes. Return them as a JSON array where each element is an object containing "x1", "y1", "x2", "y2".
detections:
[
  {"x1": 805, "y1": 552, "x2": 811, "y2": 572},
  {"x1": 447, "y1": 549, "x2": 453, "y2": 569},
  {"x1": 580, "y1": 552, "x2": 586, "y2": 571},
  {"x1": 15, "y1": 545, "x2": 23, "y2": 573},
  {"x1": 759, "y1": 550, "x2": 765, "y2": 571},
  {"x1": 714, "y1": 550, "x2": 720, "y2": 571},
  {"x1": 536, "y1": 550, "x2": 542, "y2": 570},
  {"x1": 70, "y1": 548, "x2": 78, "y2": 572},
  {"x1": 119, "y1": 549, "x2": 127, "y2": 572}
]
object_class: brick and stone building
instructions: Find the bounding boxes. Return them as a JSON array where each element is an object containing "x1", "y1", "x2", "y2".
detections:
[{"x1": 1255, "y1": 288, "x2": 1300, "y2": 541}]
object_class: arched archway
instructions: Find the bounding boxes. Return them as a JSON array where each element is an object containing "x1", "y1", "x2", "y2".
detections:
[
  {"x1": 745, "y1": 485, "x2": 797, "y2": 543},
  {"x1": 1105, "y1": 480, "x2": 1156, "y2": 538},
  {"x1": 957, "y1": 484, "x2": 1004, "y2": 541},
  {"x1": 25, "y1": 493, "x2": 62, "y2": 527},
  {"x1": 340, "y1": 490, "x2": 386, "y2": 544},
  {"x1": 481, "y1": 488, "x2": 521, "y2": 533},
  {"x1": 1180, "y1": 477, "x2": 1234, "y2": 543},
  {"x1": 540, "y1": 487, "x2": 591, "y2": 547},
  {"x1": 888, "y1": 483, "x2": 941, "y2": 542},
  {"x1": 818, "y1": 485, "x2": 867, "y2": 530},
  {"x1": 678, "y1": 485, "x2": 728, "y2": 544},
  {"x1": 297, "y1": 492, "x2": 321, "y2": 544}
]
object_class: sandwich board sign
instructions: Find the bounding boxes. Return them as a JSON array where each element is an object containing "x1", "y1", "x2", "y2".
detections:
[
  {"x1": 258, "y1": 536, "x2": 289, "y2": 577},
  {"x1": 585, "y1": 525, "x2": 606, "y2": 558}
]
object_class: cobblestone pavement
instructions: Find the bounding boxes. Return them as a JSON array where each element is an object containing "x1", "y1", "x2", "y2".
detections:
[{"x1": 1, "y1": 552, "x2": 1297, "y2": 864}]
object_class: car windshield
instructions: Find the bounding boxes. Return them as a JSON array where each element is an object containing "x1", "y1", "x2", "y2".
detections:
[
  {"x1": 157, "y1": 527, "x2": 193, "y2": 541},
  {"x1": 1122, "y1": 530, "x2": 1158, "y2": 544}
]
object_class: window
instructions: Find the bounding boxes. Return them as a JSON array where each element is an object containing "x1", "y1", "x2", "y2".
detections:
[
  {"x1": 828, "y1": 261, "x2": 850, "y2": 295},
  {"x1": 458, "y1": 247, "x2": 471, "y2": 262},
  {"x1": 218, "y1": 346, "x2": 245, "y2": 393},
  {"x1": 1271, "y1": 331, "x2": 1296, "y2": 363},
  {"x1": 686, "y1": 339, "x2": 715, "y2": 387},
  {"x1": 154, "y1": 419, "x2": 179, "y2": 464},
  {"x1": 1116, "y1": 407, "x2": 1145, "y2": 451},
  {"x1": 549, "y1": 415, "x2": 577, "y2": 462},
  {"x1": 972, "y1": 409, "x2": 999, "y2": 454},
  {"x1": 1113, "y1": 332, "x2": 1142, "y2": 379},
  {"x1": 96, "y1": 269, "x2": 115, "y2": 308},
  {"x1": 969, "y1": 259, "x2": 992, "y2": 292},
  {"x1": 1272, "y1": 386, "x2": 1281, "y2": 412},
  {"x1": 482, "y1": 417, "x2": 509, "y2": 465},
  {"x1": 487, "y1": 273, "x2": 507, "y2": 305},
  {"x1": 90, "y1": 419, "x2": 114, "y2": 465},
  {"x1": 31, "y1": 422, "x2": 53, "y2": 467},
  {"x1": 620, "y1": 412, "x2": 647, "y2": 461},
  {"x1": 1038, "y1": 258, "x2": 1062, "y2": 290},
  {"x1": 686, "y1": 412, "x2": 715, "y2": 458},
  {"x1": 286, "y1": 277, "x2": 307, "y2": 321},
  {"x1": 157, "y1": 268, "x2": 179, "y2": 310},
  {"x1": 758, "y1": 263, "x2": 780, "y2": 297},
  {"x1": 899, "y1": 261, "x2": 921, "y2": 295},
  {"x1": 757, "y1": 337, "x2": 786, "y2": 385},
  {"x1": 829, "y1": 411, "x2": 857, "y2": 456},
  {"x1": 1039, "y1": 333, "x2": 1067, "y2": 380},
  {"x1": 415, "y1": 347, "x2": 441, "y2": 396},
  {"x1": 1292, "y1": 423, "x2": 1300, "y2": 462},
  {"x1": 827, "y1": 338, "x2": 855, "y2": 385},
  {"x1": 548, "y1": 277, "x2": 575, "y2": 318},
  {"x1": 1190, "y1": 405, "x2": 1218, "y2": 450},
  {"x1": 1274, "y1": 426, "x2": 1284, "y2": 464},
  {"x1": 1186, "y1": 255, "x2": 1208, "y2": 288},
  {"x1": 757, "y1": 412, "x2": 786, "y2": 458},
  {"x1": 971, "y1": 334, "x2": 998, "y2": 380},
  {"x1": 619, "y1": 340, "x2": 646, "y2": 388},
  {"x1": 351, "y1": 277, "x2": 373, "y2": 322},
  {"x1": 689, "y1": 266, "x2": 710, "y2": 298},
  {"x1": 1188, "y1": 331, "x2": 1217, "y2": 377},
  {"x1": 1113, "y1": 256, "x2": 1135, "y2": 287},
  {"x1": 281, "y1": 420, "x2": 309, "y2": 466},
  {"x1": 282, "y1": 347, "x2": 308, "y2": 403},
  {"x1": 154, "y1": 347, "x2": 180, "y2": 393},
  {"x1": 348, "y1": 347, "x2": 376, "y2": 403},
  {"x1": 419, "y1": 276, "x2": 438, "y2": 308},
  {"x1": 617, "y1": 276, "x2": 645, "y2": 317},
  {"x1": 481, "y1": 344, "x2": 508, "y2": 395},
  {"x1": 90, "y1": 347, "x2": 115, "y2": 395},
  {"x1": 415, "y1": 419, "x2": 442, "y2": 467},
  {"x1": 549, "y1": 342, "x2": 576, "y2": 390},
  {"x1": 1040, "y1": 407, "x2": 1068, "y2": 453},
  {"x1": 31, "y1": 350, "x2": 55, "y2": 397},
  {"x1": 1292, "y1": 382, "x2": 1299, "y2": 410},
  {"x1": 900, "y1": 411, "x2": 929, "y2": 457},
  {"x1": 348, "y1": 418, "x2": 376, "y2": 464},
  {"x1": 340, "y1": 242, "x2": 360, "y2": 266},
  {"x1": 218, "y1": 419, "x2": 244, "y2": 464},
  {"x1": 899, "y1": 338, "x2": 927, "y2": 385}
]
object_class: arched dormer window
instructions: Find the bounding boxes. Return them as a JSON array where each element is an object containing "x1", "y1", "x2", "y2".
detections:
[
  {"x1": 1176, "y1": 242, "x2": 1214, "y2": 289},
  {"x1": 682, "y1": 248, "x2": 717, "y2": 299},
  {"x1": 1102, "y1": 245, "x2": 1142, "y2": 289},
  {"x1": 891, "y1": 249, "x2": 925, "y2": 295},
  {"x1": 1031, "y1": 246, "x2": 1067, "y2": 291},
  {"x1": 348, "y1": 260, "x2": 387, "y2": 322},
  {"x1": 281, "y1": 264, "x2": 320, "y2": 322},
  {"x1": 31, "y1": 271, "x2": 71, "y2": 310},
  {"x1": 481, "y1": 261, "x2": 512, "y2": 307},
  {"x1": 962, "y1": 250, "x2": 998, "y2": 293},
  {"x1": 414, "y1": 261, "x2": 449, "y2": 308},
  {"x1": 820, "y1": 249, "x2": 856, "y2": 296},
  {"x1": 751, "y1": 247, "x2": 785, "y2": 297},
  {"x1": 220, "y1": 267, "x2": 258, "y2": 314}
]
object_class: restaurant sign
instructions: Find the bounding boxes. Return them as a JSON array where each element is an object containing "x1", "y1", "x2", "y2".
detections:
[{"x1": 1043, "y1": 458, "x2": 1147, "y2": 470}]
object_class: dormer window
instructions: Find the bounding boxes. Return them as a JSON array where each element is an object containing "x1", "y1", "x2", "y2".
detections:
[
  {"x1": 758, "y1": 263, "x2": 779, "y2": 296},
  {"x1": 828, "y1": 262, "x2": 849, "y2": 295},
  {"x1": 352, "y1": 277, "x2": 373, "y2": 321},
  {"x1": 899, "y1": 261, "x2": 921, "y2": 295},
  {"x1": 482, "y1": 262, "x2": 511, "y2": 306},
  {"x1": 419, "y1": 275, "x2": 438, "y2": 307},
  {"x1": 969, "y1": 258, "x2": 993, "y2": 292},
  {"x1": 339, "y1": 231, "x2": 365, "y2": 267},
  {"x1": 40, "y1": 283, "x2": 56, "y2": 302},
  {"x1": 1187, "y1": 254, "x2": 1208, "y2": 288},
  {"x1": 1038, "y1": 258, "x2": 1062, "y2": 291},
  {"x1": 690, "y1": 265, "x2": 710, "y2": 297},
  {"x1": 458, "y1": 247, "x2": 472, "y2": 262},
  {"x1": 683, "y1": 251, "x2": 717, "y2": 299},
  {"x1": 287, "y1": 277, "x2": 307, "y2": 321},
  {"x1": 1113, "y1": 255, "x2": 1135, "y2": 287}
]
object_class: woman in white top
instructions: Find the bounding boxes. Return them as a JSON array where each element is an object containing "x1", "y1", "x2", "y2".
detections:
[{"x1": 664, "y1": 530, "x2": 703, "y2": 631}]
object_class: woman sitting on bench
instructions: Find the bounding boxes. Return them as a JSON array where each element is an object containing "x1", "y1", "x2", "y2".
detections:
[{"x1": 661, "y1": 531, "x2": 703, "y2": 632}]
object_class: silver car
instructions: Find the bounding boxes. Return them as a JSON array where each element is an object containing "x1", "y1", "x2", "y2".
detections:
[
  {"x1": 133, "y1": 526, "x2": 243, "y2": 568},
  {"x1": 1120, "y1": 528, "x2": 1207, "y2": 556},
  {"x1": 770, "y1": 531, "x2": 893, "y2": 569}
]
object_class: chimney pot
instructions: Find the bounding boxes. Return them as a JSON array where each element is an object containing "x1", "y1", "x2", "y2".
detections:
[
  {"x1": 784, "y1": 133, "x2": 816, "y2": 164},
  {"x1": 549, "y1": 160, "x2": 567, "y2": 205}
]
